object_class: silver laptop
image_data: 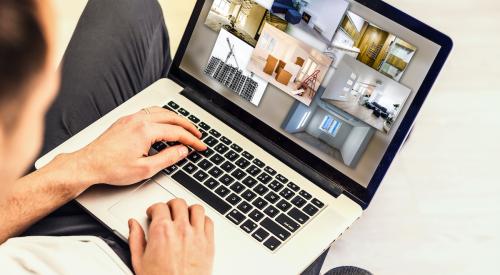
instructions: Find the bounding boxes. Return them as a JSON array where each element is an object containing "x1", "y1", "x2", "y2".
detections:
[{"x1": 36, "y1": 0, "x2": 452, "y2": 274}]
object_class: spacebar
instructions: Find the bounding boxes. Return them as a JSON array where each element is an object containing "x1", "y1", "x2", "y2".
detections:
[{"x1": 171, "y1": 170, "x2": 231, "y2": 215}]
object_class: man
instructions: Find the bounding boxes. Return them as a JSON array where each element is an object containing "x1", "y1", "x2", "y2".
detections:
[{"x1": 0, "y1": 0, "x2": 331, "y2": 274}]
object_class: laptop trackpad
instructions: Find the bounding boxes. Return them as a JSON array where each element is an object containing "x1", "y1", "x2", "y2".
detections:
[{"x1": 109, "y1": 180, "x2": 176, "y2": 235}]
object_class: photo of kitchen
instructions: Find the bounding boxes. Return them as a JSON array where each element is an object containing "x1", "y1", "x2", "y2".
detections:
[
  {"x1": 204, "y1": 0, "x2": 288, "y2": 47},
  {"x1": 247, "y1": 23, "x2": 332, "y2": 106}
]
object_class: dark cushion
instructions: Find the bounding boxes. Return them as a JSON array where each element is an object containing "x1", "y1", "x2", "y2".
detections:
[
  {"x1": 271, "y1": 3, "x2": 291, "y2": 14},
  {"x1": 274, "y1": 0, "x2": 294, "y2": 6},
  {"x1": 285, "y1": 9, "x2": 301, "y2": 24}
]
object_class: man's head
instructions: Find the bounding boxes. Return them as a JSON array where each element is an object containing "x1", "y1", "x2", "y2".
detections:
[{"x1": 0, "y1": 0, "x2": 59, "y2": 183}]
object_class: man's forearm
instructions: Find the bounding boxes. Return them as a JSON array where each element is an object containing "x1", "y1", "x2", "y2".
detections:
[{"x1": 0, "y1": 152, "x2": 94, "y2": 243}]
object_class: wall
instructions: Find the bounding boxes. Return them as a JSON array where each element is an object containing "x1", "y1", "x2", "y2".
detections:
[
  {"x1": 241, "y1": 5, "x2": 266, "y2": 37},
  {"x1": 281, "y1": 102, "x2": 314, "y2": 133},
  {"x1": 321, "y1": 58, "x2": 356, "y2": 101},
  {"x1": 340, "y1": 126, "x2": 373, "y2": 167},
  {"x1": 305, "y1": 108, "x2": 353, "y2": 150},
  {"x1": 305, "y1": 0, "x2": 349, "y2": 41}
]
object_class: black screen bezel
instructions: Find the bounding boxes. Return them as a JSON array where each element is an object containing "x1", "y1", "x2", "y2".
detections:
[{"x1": 168, "y1": 0, "x2": 453, "y2": 209}]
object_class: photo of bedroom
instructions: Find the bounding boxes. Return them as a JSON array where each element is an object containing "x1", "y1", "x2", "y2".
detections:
[
  {"x1": 321, "y1": 55, "x2": 411, "y2": 133},
  {"x1": 247, "y1": 24, "x2": 332, "y2": 106},
  {"x1": 204, "y1": 0, "x2": 288, "y2": 47},
  {"x1": 205, "y1": 29, "x2": 268, "y2": 106}
]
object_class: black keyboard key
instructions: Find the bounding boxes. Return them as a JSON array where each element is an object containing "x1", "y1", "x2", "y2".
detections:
[
  {"x1": 260, "y1": 218, "x2": 291, "y2": 241},
  {"x1": 172, "y1": 171, "x2": 231, "y2": 214},
  {"x1": 187, "y1": 152, "x2": 202, "y2": 163},
  {"x1": 288, "y1": 207, "x2": 309, "y2": 224},
  {"x1": 214, "y1": 186, "x2": 230, "y2": 198},
  {"x1": 279, "y1": 188, "x2": 295, "y2": 200},
  {"x1": 242, "y1": 151, "x2": 254, "y2": 160},
  {"x1": 231, "y1": 169, "x2": 246, "y2": 180},
  {"x1": 214, "y1": 143, "x2": 229, "y2": 154},
  {"x1": 163, "y1": 105, "x2": 175, "y2": 112},
  {"x1": 291, "y1": 195, "x2": 307, "y2": 208},
  {"x1": 240, "y1": 219, "x2": 257, "y2": 233},
  {"x1": 264, "y1": 166, "x2": 277, "y2": 176},
  {"x1": 220, "y1": 161, "x2": 236, "y2": 173},
  {"x1": 264, "y1": 192, "x2": 280, "y2": 204},
  {"x1": 152, "y1": 142, "x2": 167, "y2": 151},
  {"x1": 167, "y1": 101, "x2": 179, "y2": 109},
  {"x1": 209, "y1": 154, "x2": 224, "y2": 165},
  {"x1": 249, "y1": 209, "x2": 264, "y2": 222},
  {"x1": 242, "y1": 190, "x2": 257, "y2": 202},
  {"x1": 299, "y1": 190, "x2": 312, "y2": 200},
  {"x1": 303, "y1": 203, "x2": 319, "y2": 216},
  {"x1": 263, "y1": 236, "x2": 281, "y2": 251},
  {"x1": 230, "y1": 182, "x2": 245, "y2": 194},
  {"x1": 237, "y1": 201, "x2": 253, "y2": 214},
  {"x1": 252, "y1": 197, "x2": 268, "y2": 210},
  {"x1": 230, "y1": 143, "x2": 243, "y2": 153},
  {"x1": 200, "y1": 148, "x2": 214, "y2": 157},
  {"x1": 276, "y1": 199, "x2": 292, "y2": 212},
  {"x1": 193, "y1": 171, "x2": 208, "y2": 182},
  {"x1": 275, "y1": 174, "x2": 288, "y2": 183},
  {"x1": 208, "y1": 167, "x2": 223, "y2": 178},
  {"x1": 246, "y1": 165, "x2": 261, "y2": 177},
  {"x1": 252, "y1": 158, "x2": 265, "y2": 168},
  {"x1": 224, "y1": 150, "x2": 239, "y2": 162},
  {"x1": 205, "y1": 136, "x2": 219, "y2": 147},
  {"x1": 198, "y1": 159, "x2": 213, "y2": 170},
  {"x1": 219, "y1": 174, "x2": 235, "y2": 186},
  {"x1": 287, "y1": 182, "x2": 300, "y2": 192},
  {"x1": 199, "y1": 130, "x2": 208, "y2": 140},
  {"x1": 242, "y1": 176, "x2": 258, "y2": 188},
  {"x1": 312, "y1": 198, "x2": 325, "y2": 208},
  {"x1": 268, "y1": 180, "x2": 284, "y2": 192},
  {"x1": 253, "y1": 184, "x2": 269, "y2": 196},
  {"x1": 226, "y1": 193, "x2": 241, "y2": 206},
  {"x1": 226, "y1": 209, "x2": 245, "y2": 225},
  {"x1": 252, "y1": 228, "x2": 269, "y2": 242},
  {"x1": 263, "y1": 205, "x2": 279, "y2": 218},
  {"x1": 204, "y1": 178, "x2": 219, "y2": 190},
  {"x1": 220, "y1": 136, "x2": 232, "y2": 145},
  {"x1": 235, "y1": 157, "x2": 250, "y2": 169},
  {"x1": 182, "y1": 163, "x2": 198, "y2": 174},
  {"x1": 198, "y1": 122, "x2": 211, "y2": 131},
  {"x1": 209, "y1": 129, "x2": 221, "y2": 138},
  {"x1": 176, "y1": 158, "x2": 188, "y2": 166},
  {"x1": 257, "y1": 173, "x2": 272, "y2": 184},
  {"x1": 178, "y1": 108, "x2": 189, "y2": 116},
  {"x1": 188, "y1": 114, "x2": 200, "y2": 124},
  {"x1": 276, "y1": 213, "x2": 300, "y2": 232},
  {"x1": 163, "y1": 165, "x2": 178, "y2": 175}
]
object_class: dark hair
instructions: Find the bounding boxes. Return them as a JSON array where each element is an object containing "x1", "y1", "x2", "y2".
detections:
[{"x1": 0, "y1": 0, "x2": 47, "y2": 128}]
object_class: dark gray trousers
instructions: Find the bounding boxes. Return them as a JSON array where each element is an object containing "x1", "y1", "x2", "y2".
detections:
[{"x1": 22, "y1": 0, "x2": 327, "y2": 273}]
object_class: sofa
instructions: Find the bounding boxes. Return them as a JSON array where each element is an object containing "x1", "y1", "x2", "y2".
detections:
[{"x1": 271, "y1": 0, "x2": 301, "y2": 24}]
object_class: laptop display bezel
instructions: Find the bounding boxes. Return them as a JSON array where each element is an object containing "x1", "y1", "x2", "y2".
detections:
[{"x1": 168, "y1": 0, "x2": 453, "y2": 209}]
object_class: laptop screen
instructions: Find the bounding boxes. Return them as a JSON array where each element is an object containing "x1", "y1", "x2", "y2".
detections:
[{"x1": 178, "y1": 0, "x2": 443, "y2": 193}]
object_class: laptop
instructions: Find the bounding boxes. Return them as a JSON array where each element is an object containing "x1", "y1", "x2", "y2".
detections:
[{"x1": 36, "y1": 0, "x2": 452, "y2": 273}]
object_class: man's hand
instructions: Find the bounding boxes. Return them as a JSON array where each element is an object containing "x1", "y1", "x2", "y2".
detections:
[
  {"x1": 76, "y1": 107, "x2": 207, "y2": 186},
  {"x1": 129, "y1": 199, "x2": 215, "y2": 275}
]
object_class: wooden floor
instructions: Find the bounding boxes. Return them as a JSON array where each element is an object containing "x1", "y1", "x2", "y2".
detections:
[{"x1": 54, "y1": 0, "x2": 500, "y2": 274}]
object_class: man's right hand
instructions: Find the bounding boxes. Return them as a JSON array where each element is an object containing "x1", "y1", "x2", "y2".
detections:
[{"x1": 128, "y1": 199, "x2": 215, "y2": 275}]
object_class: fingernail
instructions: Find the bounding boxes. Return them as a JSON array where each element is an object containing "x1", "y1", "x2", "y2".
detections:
[
  {"x1": 178, "y1": 146, "x2": 188, "y2": 157},
  {"x1": 128, "y1": 219, "x2": 132, "y2": 229}
]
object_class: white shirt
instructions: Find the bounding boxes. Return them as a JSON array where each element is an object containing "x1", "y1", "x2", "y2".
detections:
[{"x1": 0, "y1": 236, "x2": 133, "y2": 275}]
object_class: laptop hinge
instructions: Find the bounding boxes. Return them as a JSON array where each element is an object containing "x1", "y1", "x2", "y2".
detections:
[{"x1": 180, "y1": 85, "x2": 344, "y2": 198}]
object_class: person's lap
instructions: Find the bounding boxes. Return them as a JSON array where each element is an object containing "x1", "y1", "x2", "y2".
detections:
[{"x1": 22, "y1": 0, "x2": 327, "y2": 273}]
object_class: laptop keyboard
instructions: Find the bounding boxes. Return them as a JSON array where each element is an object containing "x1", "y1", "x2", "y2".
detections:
[{"x1": 152, "y1": 101, "x2": 326, "y2": 252}]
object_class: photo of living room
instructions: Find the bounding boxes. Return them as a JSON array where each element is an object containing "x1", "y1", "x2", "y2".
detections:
[
  {"x1": 247, "y1": 24, "x2": 332, "y2": 106},
  {"x1": 204, "y1": 0, "x2": 288, "y2": 47},
  {"x1": 320, "y1": 55, "x2": 411, "y2": 133}
]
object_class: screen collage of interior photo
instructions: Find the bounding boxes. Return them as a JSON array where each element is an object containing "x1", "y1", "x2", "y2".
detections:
[{"x1": 180, "y1": 0, "x2": 442, "y2": 187}]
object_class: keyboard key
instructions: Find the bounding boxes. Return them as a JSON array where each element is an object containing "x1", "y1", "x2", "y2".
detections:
[
  {"x1": 257, "y1": 173, "x2": 272, "y2": 184},
  {"x1": 299, "y1": 190, "x2": 312, "y2": 200},
  {"x1": 220, "y1": 136, "x2": 232, "y2": 145},
  {"x1": 176, "y1": 158, "x2": 188, "y2": 166},
  {"x1": 231, "y1": 169, "x2": 246, "y2": 180},
  {"x1": 214, "y1": 143, "x2": 229, "y2": 154},
  {"x1": 288, "y1": 207, "x2": 309, "y2": 224},
  {"x1": 260, "y1": 218, "x2": 291, "y2": 241},
  {"x1": 200, "y1": 130, "x2": 208, "y2": 140},
  {"x1": 240, "y1": 219, "x2": 257, "y2": 233},
  {"x1": 200, "y1": 148, "x2": 214, "y2": 157},
  {"x1": 226, "y1": 209, "x2": 245, "y2": 225},
  {"x1": 254, "y1": 184, "x2": 269, "y2": 196},
  {"x1": 167, "y1": 101, "x2": 179, "y2": 109},
  {"x1": 219, "y1": 174, "x2": 235, "y2": 186},
  {"x1": 172, "y1": 171, "x2": 231, "y2": 214},
  {"x1": 242, "y1": 176, "x2": 258, "y2": 188},
  {"x1": 251, "y1": 228, "x2": 269, "y2": 242},
  {"x1": 224, "y1": 150, "x2": 239, "y2": 161},
  {"x1": 187, "y1": 152, "x2": 202, "y2": 163},
  {"x1": 182, "y1": 163, "x2": 198, "y2": 174},
  {"x1": 230, "y1": 182, "x2": 245, "y2": 194},
  {"x1": 287, "y1": 182, "x2": 300, "y2": 192},
  {"x1": 178, "y1": 108, "x2": 189, "y2": 116},
  {"x1": 279, "y1": 188, "x2": 294, "y2": 200},
  {"x1": 276, "y1": 199, "x2": 292, "y2": 212},
  {"x1": 263, "y1": 236, "x2": 281, "y2": 251},
  {"x1": 163, "y1": 105, "x2": 175, "y2": 112},
  {"x1": 214, "y1": 186, "x2": 230, "y2": 198},
  {"x1": 276, "y1": 213, "x2": 300, "y2": 232},
  {"x1": 264, "y1": 166, "x2": 277, "y2": 176},
  {"x1": 235, "y1": 157, "x2": 250, "y2": 169},
  {"x1": 226, "y1": 193, "x2": 241, "y2": 206},
  {"x1": 303, "y1": 203, "x2": 319, "y2": 216},
  {"x1": 198, "y1": 159, "x2": 213, "y2": 170},
  {"x1": 263, "y1": 205, "x2": 279, "y2": 218},
  {"x1": 230, "y1": 143, "x2": 243, "y2": 153},
  {"x1": 163, "y1": 165, "x2": 178, "y2": 175},
  {"x1": 249, "y1": 209, "x2": 264, "y2": 222},
  {"x1": 153, "y1": 142, "x2": 166, "y2": 151},
  {"x1": 208, "y1": 167, "x2": 223, "y2": 178},
  {"x1": 275, "y1": 174, "x2": 288, "y2": 183},
  {"x1": 220, "y1": 161, "x2": 236, "y2": 172},
  {"x1": 241, "y1": 190, "x2": 257, "y2": 202},
  {"x1": 188, "y1": 114, "x2": 200, "y2": 124},
  {"x1": 198, "y1": 122, "x2": 210, "y2": 131},
  {"x1": 268, "y1": 180, "x2": 284, "y2": 192},
  {"x1": 264, "y1": 192, "x2": 280, "y2": 204},
  {"x1": 209, "y1": 129, "x2": 221, "y2": 138},
  {"x1": 252, "y1": 158, "x2": 265, "y2": 168},
  {"x1": 205, "y1": 136, "x2": 219, "y2": 147},
  {"x1": 237, "y1": 201, "x2": 253, "y2": 214},
  {"x1": 246, "y1": 165, "x2": 261, "y2": 177},
  {"x1": 252, "y1": 197, "x2": 268, "y2": 210},
  {"x1": 291, "y1": 195, "x2": 307, "y2": 208},
  {"x1": 242, "y1": 151, "x2": 254, "y2": 160},
  {"x1": 204, "y1": 178, "x2": 219, "y2": 190},
  {"x1": 193, "y1": 171, "x2": 208, "y2": 182},
  {"x1": 312, "y1": 198, "x2": 325, "y2": 208},
  {"x1": 209, "y1": 154, "x2": 224, "y2": 165}
]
